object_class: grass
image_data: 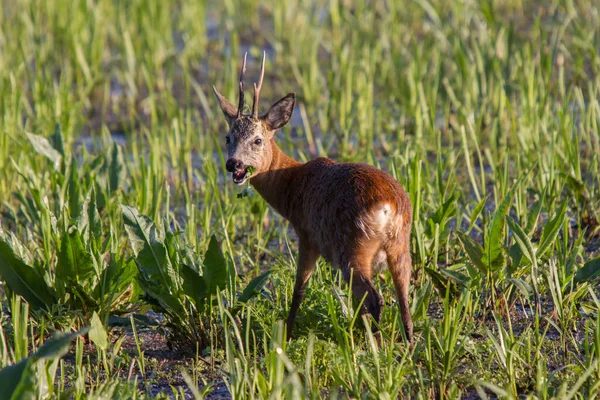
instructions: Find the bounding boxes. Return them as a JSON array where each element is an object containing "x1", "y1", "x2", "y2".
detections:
[{"x1": 0, "y1": 0, "x2": 600, "y2": 398}]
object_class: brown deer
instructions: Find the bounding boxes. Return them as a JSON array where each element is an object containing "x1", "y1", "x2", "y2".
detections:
[{"x1": 213, "y1": 52, "x2": 414, "y2": 343}]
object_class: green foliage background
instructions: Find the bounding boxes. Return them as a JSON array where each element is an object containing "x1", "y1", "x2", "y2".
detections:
[{"x1": 0, "y1": 0, "x2": 599, "y2": 398}]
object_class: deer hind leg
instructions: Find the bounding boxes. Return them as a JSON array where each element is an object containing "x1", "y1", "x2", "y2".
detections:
[
  {"x1": 286, "y1": 239, "x2": 320, "y2": 340},
  {"x1": 342, "y1": 241, "x2": 384, "y2": 327},
  {"x1": 387, "y1": 248, "x2": 413, "y2": 343}
]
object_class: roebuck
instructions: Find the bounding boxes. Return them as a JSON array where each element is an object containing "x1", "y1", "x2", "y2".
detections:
[{"x1": 213, "y1": 53, "x2": 414, "y2": 343}]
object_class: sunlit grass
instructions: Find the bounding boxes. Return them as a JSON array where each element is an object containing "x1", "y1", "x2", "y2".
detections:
[{"x1": 0, "y1": 0, "x2": 599, "y2": 398}]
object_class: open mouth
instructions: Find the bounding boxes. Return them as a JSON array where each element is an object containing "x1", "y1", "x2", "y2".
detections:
[{"x1": 232, "y1": 168, "x2": 249, "y2": 185}]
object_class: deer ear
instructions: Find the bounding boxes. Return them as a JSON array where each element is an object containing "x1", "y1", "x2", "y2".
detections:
[
  {"x1": 262, "y1": 93, "x2": 295, "y2": 131},
  {"x1": 213, "y1": 86, "x2": 237, "y2": 126}
]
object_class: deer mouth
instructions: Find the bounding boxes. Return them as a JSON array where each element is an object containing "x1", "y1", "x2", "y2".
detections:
[{"x1": 232, "y1": 168, "x2": 249, "y2": 185}]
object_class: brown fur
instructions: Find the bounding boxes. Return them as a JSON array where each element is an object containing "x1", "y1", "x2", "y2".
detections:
[
  {"x1": 213, "y1": 57, "x2": 413, "y2": 343},
  {"x1": 250, "y1": 141, "x2": 413, "y2": 342}
]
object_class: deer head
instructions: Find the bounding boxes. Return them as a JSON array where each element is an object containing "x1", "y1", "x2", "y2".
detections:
[{"x1": 213, "y1": 52, "x2": 296, "y2": 185}]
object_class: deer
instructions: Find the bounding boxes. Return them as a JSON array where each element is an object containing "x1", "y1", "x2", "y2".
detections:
[{"x1": 213, "y1": 52, "x2": 414, "y2": 343}]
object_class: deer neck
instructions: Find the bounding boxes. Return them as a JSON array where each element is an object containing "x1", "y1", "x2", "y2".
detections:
[{"x1": 250, "y1": 139, "x2": 302, "y2": 220}]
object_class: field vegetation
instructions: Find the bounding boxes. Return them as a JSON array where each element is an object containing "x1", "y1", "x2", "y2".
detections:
[{"x1": 0, "y1": 0, "x2": 599, "y2": 398}]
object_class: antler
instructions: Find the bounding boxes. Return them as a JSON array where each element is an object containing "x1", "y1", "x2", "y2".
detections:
[
  {"x1": 237, "y1": 52, "x2": 248, "y2": 118},
  {"x1": 252, "y1": 51, "x2": 266, "y2": 119}
]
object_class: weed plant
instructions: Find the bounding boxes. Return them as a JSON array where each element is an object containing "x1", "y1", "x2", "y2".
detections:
[{"x1": 0, "y1": 0, "x2": 599, "y2": 397}]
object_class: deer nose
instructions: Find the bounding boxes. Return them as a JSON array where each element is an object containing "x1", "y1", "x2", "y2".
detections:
[{"x1": 226, "y1": 158, "x2": 244, "y2": 172}]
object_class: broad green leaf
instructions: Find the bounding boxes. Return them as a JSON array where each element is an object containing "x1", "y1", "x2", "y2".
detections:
[
  {"x1": 507, "y1": 217, "x2": 536, "y2": 265},
  {"x1": 0, "y1": 328, "x2": 88, "y2": 396},
  {"x1": 483, "y1": 178, "x2": 522, "y2": 269},
  {"x1": 0, "y1": 240, "x2": 55, "y2": 310},
  {"x1": 426, "y1": 193, "x2": 459, "y2": 238},
  {"x1": 122, "y1": 206, "x2": 185, "y2": 318},
  {"x1": 108, "y1": 142, "x2": 123, "y2": 194},
  {"x1": 122, "y1": 205, "x2": 161, "y2": 256},
  {"x1": 202, "y1": 235, "x2": 228, "y2": 296},
  {"x1": 26, "y1": 132, "x2": 62, "y2": 169},
  {"x1": 49, "y1": 124, "x2": 65, "y2": 156},
  {"x1": 122, "y1": 205, "x2": 177, "y2": 288},
  {"x1": 56, "y1": 230, "x2": 96, "y2": 288},
  {"x1": 136, "y1": 278, "x2": 186, "y2": 319},
  {"x1": 537, "y1": 200, "x2": 567, "y2": 259},
  {"x1": 456, "y1": 231, "x2": 488, "y2": 274},
  {"x1": 238, "y1": 270, "x2": 272, "y2": 303},
  {"x1": 526, "y1": 189, "x2": 546, "y2": 235},
  {"x1": 425, "y1": 267, "x2": 460, "y2": 298},
  {"x1": 438, "y1": 266, "x2": 470, "y2": 289},
  {"x1": 181, "y1": 263, "x2": 207, "y2": 307},
  {"x1": 35, "y1": 330, "x2": 91, "y2": 359},
  {"x1": 410, "y1": 280, "x2": 432, "y2": 320},
  {"x1": 507, "y1": 278, "x2": 532, "y2": 298},
  {"x1": 69, "y1": 282, "x2": 99, "y2": 311},
  {"x1": 574, "y1": 257, "x2": 600, "y2": 284},
  {"x1": 509, "y1": 243, "x2": 524, "y2": 269},
  {"x1": 68, "y1": 156, "x2": 82, "y2": 219},
  {"x1": 4, "y1": 230, "x2": 33, "y2": 265},
  {"x1": 93, "y1": 179, "x2": 108, "y2": 211},
  {"x1": 89, "y1": 312, "x2": 109, "y2": 351},
  {"x1": 468, "y1": 195, "x2": 488, "y2": 232},
  {"x1": 164, "y1": 223, "x2": 180, "y2": 275},
  {"x1": 429, "y1": 193, "x2": 459, "y2": 226},
  {"x1": 78, "y1": 187, "x2": 102, "y2": 246},
  {"x1": 94, "y1": 258, "x2": 137, "y2": 303}
]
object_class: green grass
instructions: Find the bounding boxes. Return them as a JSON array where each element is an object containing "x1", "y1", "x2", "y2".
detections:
[{"x1": 0, "y1": 0, "x2": 600, "y2": 398}]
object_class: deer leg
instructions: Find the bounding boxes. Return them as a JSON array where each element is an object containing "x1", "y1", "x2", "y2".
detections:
[
  {"x1": 388, "y1": 251, "x2": 413, "y2": 343},
  {"x1": 286, "y1": 240, "x2": 319, "y2": 340},
  {"x1": 343, "y1": 244, "x2": 384, "y2": 328},
  {"x1": 346, "y1": 270, "x2": 384, "y2": 325}
]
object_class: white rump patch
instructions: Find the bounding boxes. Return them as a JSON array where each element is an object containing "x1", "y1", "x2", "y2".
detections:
[{"x1": 356, "y1": 203, "x2": 395, "y2": 239}]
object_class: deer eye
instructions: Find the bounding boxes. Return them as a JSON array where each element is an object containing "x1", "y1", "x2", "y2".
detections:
[
  {"x1": 226, "y1": 136, "x2": 231, "y2": 144},
  {"x1": 254, "y1": 138, "x2": 262, "y2": 145}
]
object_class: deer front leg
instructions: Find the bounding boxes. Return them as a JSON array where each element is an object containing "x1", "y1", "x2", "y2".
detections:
[{"x1": 286, "y1": 239, "x2": 319, "y2": 340}]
